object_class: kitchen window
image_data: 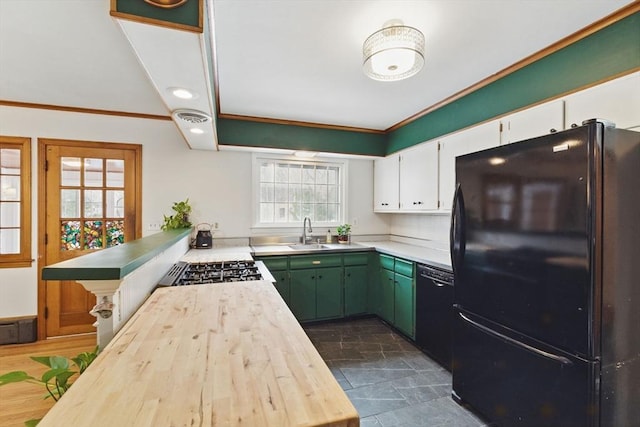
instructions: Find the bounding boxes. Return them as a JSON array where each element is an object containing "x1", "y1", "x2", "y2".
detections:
[
  {"x1": 253, "y1": 156, "x2": 345, "y2": 227},
  {"x1": 0, "y1": 136, "x2": 31, "y2": 268}
]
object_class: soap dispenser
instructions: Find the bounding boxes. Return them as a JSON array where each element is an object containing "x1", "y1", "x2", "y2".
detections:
[{"x1": 326, "y1": 229, "x2": 332, "y2": 243}]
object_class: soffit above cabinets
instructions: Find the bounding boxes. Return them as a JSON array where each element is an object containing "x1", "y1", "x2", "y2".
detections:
[{"x1": 114, "y1": 14, "x2": 218, "y2": 151}]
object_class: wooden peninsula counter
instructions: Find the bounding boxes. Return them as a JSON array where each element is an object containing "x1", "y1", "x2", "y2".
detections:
[{"x1": 38, "y1": 281, "x2": 359, "y2": 427}]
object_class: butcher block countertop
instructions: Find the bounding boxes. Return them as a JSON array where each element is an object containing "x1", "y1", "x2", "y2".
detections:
[{"x1": 39, "y1": 281, "x2": 359, "y2": 427}]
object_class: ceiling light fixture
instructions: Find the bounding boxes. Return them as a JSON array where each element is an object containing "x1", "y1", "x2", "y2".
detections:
[
  {"x1": 189, "y1": 128, "x2": 204, "y2": 135},
  {"x1": 294, "y1": 151, "x2": 317, "y2": 158},
  {"x1": 363, "y1": 19, "x2": 425, "y2": 82}
]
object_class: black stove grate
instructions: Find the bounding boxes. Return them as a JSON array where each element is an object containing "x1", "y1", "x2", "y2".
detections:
[{"x1": 157, "y1": 260, "x2": 263, "y2": 287}]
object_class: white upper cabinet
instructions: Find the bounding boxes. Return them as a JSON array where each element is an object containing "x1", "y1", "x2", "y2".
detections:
[
  {"x1": 372, "y1": 72, "x2": 639, "y2": 215},
  {"x1": 399, "y1": 142, "x2": 439, "y2": 211},
  {"x1": 439, "y1": 120, "x2": 501, "y2": 211},
  {"x1": 564, "y1": 72, "x2": 640, "y2": 130},
  {"x1": 501, "y1": 99, "x2": 564, "y2": 145},
  {"x1": 373, "y1": 153, "x2": 399, "y2": 212}
]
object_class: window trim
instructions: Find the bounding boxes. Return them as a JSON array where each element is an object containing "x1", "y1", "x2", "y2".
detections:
[
  {"x1": 251, "y1": 153, "x2": 348, "y2": 229},
  {"x1": 0, "y1": 136, "x2": 32, "y2": 268}
]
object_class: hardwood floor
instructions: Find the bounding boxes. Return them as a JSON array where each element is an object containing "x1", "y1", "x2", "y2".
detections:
[{"x1": 0, "y1": 334, "x2": 96, "y2": 427}]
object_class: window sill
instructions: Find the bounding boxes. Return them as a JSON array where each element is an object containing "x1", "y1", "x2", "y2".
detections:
[{"x1": 0, "y1": 258, "x2": 35, "y2": 268}]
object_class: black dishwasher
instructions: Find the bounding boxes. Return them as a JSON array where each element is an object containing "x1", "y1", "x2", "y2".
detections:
[{"x1": 415, "y1": 263, "x2": 454, "y2": 370}]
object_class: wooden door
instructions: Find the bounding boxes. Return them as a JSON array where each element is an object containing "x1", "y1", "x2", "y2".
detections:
[{"x1": 40, "y1": 140, "x2": 141, "y2": 337}]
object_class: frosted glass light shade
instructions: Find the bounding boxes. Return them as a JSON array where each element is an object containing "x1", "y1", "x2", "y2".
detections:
[{"x1": 363, "y1": 21, "x2": 425, "y2": 81}]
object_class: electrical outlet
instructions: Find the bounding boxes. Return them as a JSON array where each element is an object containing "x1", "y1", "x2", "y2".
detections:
[
  {"x1": 352, "y1": 218, "x2": 358, "y2": 227},
  {"x1": 213, "y1": 222, "x2": 219, "y2": 229},
  {"x1": 148, "y1": 223, "x2": 161, "y2": 231}
]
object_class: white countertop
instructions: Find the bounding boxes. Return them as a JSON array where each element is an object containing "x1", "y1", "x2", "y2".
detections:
[
  {"x1": 250, "y1": 238, "x2": 452, "y2": 271},
  {"x1": 180, "y1": 246, "x2": 253, "y2": 263},
  {"x1": 179, "y1": 239, "x2": 451, "y2": 270},
  {"x1": 357, "y1": 240, "x2": 451, "y2": 270}
]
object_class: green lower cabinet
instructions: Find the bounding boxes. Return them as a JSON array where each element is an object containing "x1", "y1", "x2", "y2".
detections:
[
  {"x1": 255, "y1": 256, "x2": 290, "y2": 304},
  {"x1": 394, "y1": 273, "x2": 414, "y2": 338},
  {"x1": 316, "y1": 267, "x2": 343, "y2": 319},
  {"x1": 290, "y1": 269, "x2": 317, "y2": 321},
  {"x1": 375, "y1": 254, "x2": 415, "y2": 339},
  {"x1": 271, "y1": 269, "x2": 290, "y2": 304},
  {"x1": 290, "y1": 266, "x2": 343, "y2": 321},
  {"x1": 380, "y1": 268, "x2": 395, "y2": 324},
  {"x1": 344, "y1": 265, "x2": 368, "y2": 316}
]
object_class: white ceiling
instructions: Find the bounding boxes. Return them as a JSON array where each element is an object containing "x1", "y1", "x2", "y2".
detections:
[{"x1": 0, "y1": 0, "x2": 633, "y2": 134}]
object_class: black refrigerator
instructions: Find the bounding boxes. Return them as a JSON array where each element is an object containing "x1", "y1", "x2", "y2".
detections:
[{"x1": 450, "y1": 119, "x2": 640, "y2": 427}]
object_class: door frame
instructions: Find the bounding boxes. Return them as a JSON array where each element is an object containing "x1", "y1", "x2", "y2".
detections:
[{"x1": 37, "y1": 138, "x2": 142, "y2": 340}]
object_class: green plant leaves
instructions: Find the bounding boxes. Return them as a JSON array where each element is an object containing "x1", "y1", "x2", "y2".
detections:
[
  {"x1": 72, "y1": 347, "x2": 99, "y2": 374},
  {"x1": 0, "y1": 371, "x2": 37, "y2": 385},
  {"x1": 161, "y1": 198, "x2": 193, "y2": 230},
  {"x1": 31, "y1": 356, "x2": 69, "y2": 370}
]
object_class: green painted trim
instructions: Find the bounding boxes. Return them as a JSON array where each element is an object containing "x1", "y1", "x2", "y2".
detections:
[
  {"x1": 386, "y1": 12, "x2": 640, "y2": 154},
  {"x1": 115, "y1": 0, "x2": 200, "y2": 29},
  {"x1": 217, "y1": 118, "x2": 387, "y2": 157},
  {"x1": 42, "y1": 228, "x2": 192, "y2": 281}
]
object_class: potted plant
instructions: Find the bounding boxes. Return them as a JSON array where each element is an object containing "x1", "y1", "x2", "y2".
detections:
[
  {"x1": 161, "y1": 198, "x2": 193, "y2": 230},
  {"x1": 336, "y1": 223, "x2": 351, "y2": 244},
  {"x1": 0, "y1": 347, "x2": 99, "y2": 426}
]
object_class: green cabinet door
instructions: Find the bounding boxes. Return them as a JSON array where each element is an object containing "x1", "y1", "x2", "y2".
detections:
[
  {"x1": 380, "y1": 268, "x2": 395, "y2": 324},
  {"x1": 344, "y1": 265, "x2": 368, "y2": 316},
  {"x1": 290, "y1": 269, "x2": 317, "y2": 321},
  {"x1": 394, "y1": 273, "x2": 414, "y2": 338},
  {"x1": 316, "y1": 266, "x2": 343, "y2": 320},
  {"x1": 271, "y1": 269, "x2": 290, "y2": 303}
]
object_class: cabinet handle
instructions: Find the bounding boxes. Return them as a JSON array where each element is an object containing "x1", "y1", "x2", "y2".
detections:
[
  {"x1": 346, "y1": 273, "x2": 351, "y2": 277},
  {"x1": 571, "y1": 123, "x2": 578, "y2": 128},
  {"x1": 311, "y1": 276, "x2": 315, "y2": 279},
  {"x1": 550, "y1": 128, "x2": 557, "y2": 133},
  {"x1": 318, "y1": 275, "x2": 323, "y2": 279},
  {"x1": 312, "y1": 260, "x2": 321, "y2": 265}
]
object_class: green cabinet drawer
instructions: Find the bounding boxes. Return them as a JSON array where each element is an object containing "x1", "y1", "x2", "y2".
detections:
[
  {"x1": 379, "y1": 254, "x2": 394, "y2": 271},
  {"x1": 257, "y1": 256, "x2": 288, "y2": 271},
  {"x1": 289, "y1": 254, "x2": 342, "y2": 269},
  {"x1": 394, "y1": 258, "x2": 414, "y2": 277},
  {"x1": 343, "y1": 252, "x2": 370, "y2": 266}
]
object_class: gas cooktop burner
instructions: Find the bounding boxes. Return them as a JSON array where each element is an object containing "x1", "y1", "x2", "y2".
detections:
[{"x1": 157, "y1": 260, "x2": 263, "y2": 287}]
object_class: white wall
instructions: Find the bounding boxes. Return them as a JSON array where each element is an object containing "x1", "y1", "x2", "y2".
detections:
[
  {"x1": 389, "y1": 213, "x2": 450, "y2": 243},
  {"x1": 0, "y1": 106, "x2": 389, "y2": 318}
]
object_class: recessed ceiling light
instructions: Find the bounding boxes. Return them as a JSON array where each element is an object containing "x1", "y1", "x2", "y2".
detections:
[
  {"x1": 489, "y1": 157, "x2": 506, "y2": 165},
  {"x1": 189, "y1": 128, "x2": 205, "y2": 135},
  {"x1": 168, "y1": 87, "x2": 196, "y2": 100}
]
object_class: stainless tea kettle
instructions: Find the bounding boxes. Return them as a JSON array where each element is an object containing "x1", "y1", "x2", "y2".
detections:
[{"x1": 194, "y1": 223, "x2": 213, "y2": 249}]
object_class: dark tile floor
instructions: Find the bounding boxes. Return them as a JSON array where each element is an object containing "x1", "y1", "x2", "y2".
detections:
[{"x1": 304, "y1": 317, "x2": 488, "y2": 427}]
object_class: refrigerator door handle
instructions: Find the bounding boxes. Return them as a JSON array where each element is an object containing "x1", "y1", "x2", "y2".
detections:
[
  {"x1": 459, "y1": 312, "x2": 573, "y2": 366},
  {"x1": 450, "y1": 183, "x2": 466, "y2": 274}
]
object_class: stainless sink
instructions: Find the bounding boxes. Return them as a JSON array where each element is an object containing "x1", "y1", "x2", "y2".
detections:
[{"x1": 288, "y1": 244, "x2": 329, "y2": 250}]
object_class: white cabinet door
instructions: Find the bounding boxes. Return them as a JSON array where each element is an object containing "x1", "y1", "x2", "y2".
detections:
[
  {"x1": 373, "y1": 154, "x2": 399, "y2": 212},
  {"x1": 399, "y1": 142, "x2": 438, "y2": 211},
  {"x1": 564, "y1": 72, "x2": 640, "y2": 130},
  {"x1": 439, "y1": 120, "x2": 501, "y2": 211},
  {"x1": 501, "y1": 100, "x2": 564, "y2": 145}
]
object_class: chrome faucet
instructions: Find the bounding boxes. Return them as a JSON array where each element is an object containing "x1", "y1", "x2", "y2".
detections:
[{"x1": 302, "y1": 217, "x2": 313, "y2": 244}]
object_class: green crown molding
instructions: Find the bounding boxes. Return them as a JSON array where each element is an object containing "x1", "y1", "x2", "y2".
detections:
[
  {"x1": 386, "y1": 11, "x2": 640, "y2": 154},
  {"x1": 113, "y1": 0, "x2": 201, "y2": 31},
  {"x1": 217, "y1": 117, "x2": 387, "y2": 157}
]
